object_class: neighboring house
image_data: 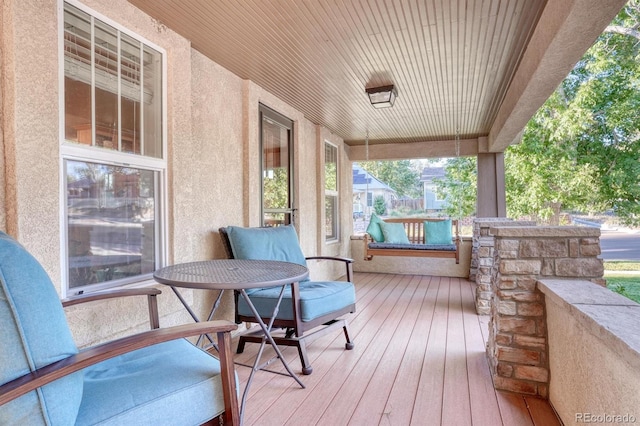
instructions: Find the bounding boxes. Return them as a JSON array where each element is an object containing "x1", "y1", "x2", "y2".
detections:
[
  {"x1": 352, "y1": 163, "x2": 397, "y2": 217},
  {"x1": 420, "y1": 166, "x2": 448, "y2": 211}
]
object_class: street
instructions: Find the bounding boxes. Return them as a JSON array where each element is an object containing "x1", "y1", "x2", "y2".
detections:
[{"x1": 599, "y1": 230, "x2": 640, "y2": 261}]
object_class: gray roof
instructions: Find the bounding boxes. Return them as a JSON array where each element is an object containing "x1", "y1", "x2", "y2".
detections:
[
  {"x1": 420, "y1": 167, "x2": 445, "y2": 183},
  {"x1": 352, "y1": 163, "x2": 396, "y2": 193}
]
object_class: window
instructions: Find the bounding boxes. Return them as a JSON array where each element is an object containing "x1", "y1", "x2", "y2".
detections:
[
  {"x1": 61, "y1": 1, "x2": 166, "y2": 295},
  {"x1": 324, "y1": 142, "x2": 338, "y2": 240}
]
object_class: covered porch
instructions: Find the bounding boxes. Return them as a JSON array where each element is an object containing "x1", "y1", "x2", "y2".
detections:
[
  {"x1": 234, "y1": 272, "x2": 560, "y2": 425},
  {"x1": 1, "y1": 0, "x2": 636, "y2": 424}
]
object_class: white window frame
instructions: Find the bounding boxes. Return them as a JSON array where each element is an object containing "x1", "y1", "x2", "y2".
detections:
[
  {"x1": 58, "y1": 0, "x2": 168, "y2": 297},
  {"x1": 324, "y1": 141, "x2": 339, "y2": 242}
]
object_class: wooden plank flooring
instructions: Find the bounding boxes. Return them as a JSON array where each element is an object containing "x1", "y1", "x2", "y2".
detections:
[{"x1": 231, "y1": 273, "x2": 560, "y2": 426}]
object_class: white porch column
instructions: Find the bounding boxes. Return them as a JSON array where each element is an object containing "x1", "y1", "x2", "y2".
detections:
[{"x1": 477, "y1": 152, "x2": 506, "y2": 217}]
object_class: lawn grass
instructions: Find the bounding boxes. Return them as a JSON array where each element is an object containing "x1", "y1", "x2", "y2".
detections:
[{"x1": 604, "y1": 262, "x2": 640, "y2": 304}]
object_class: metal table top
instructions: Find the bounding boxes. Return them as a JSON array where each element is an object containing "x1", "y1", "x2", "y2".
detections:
[{"x1": 153, "y1": 259, "x2": 309, "y2": 290}]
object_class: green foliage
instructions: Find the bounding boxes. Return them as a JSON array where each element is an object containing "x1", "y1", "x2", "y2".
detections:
[
  {"x1": 504, "y1": 2, "x2": 640, "y2": 225},
  {"x1": 373, "y1": 195, "x2": 387, "y2": 216},
  {"x1": 607, "y1": 277, "x2": 640, "y2": 304},
  {"x1": 325, "y1": 161, "x2": 337, "y2": 191},
  {"x1": 263, "y1": 168, "x2": 289, "y2": 209},
  {"x1": 505, "y1": 90, "x2": 602, "y2": 222},
  {"x1": 359, "y1": 160, "x2": 422, "y2": 198},
  {"x1": 435, "y1": 157, "x2": 477, "y2": 218}
]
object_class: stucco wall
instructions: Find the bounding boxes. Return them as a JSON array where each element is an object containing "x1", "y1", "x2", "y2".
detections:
[
  {"x1": 1, "y1": 0, "x2": 350, "y2": 347},
  {"x1": 542, "y1": 282, "x2": 640, "y2": 425}
]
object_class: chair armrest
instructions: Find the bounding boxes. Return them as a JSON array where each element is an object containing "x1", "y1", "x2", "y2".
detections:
[
  {"x1": 62, "y1": 288, "x2": 162, "y2": 329},
  {"x1": 0, "y1": 320, "x2": 238, "y2": 406},
  {"x1": 304, "y1": 256, "x2": 354, "y2": 282}
]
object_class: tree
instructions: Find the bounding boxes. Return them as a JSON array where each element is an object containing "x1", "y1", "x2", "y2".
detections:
[
  {"x1": 373, "y1": 195, "x2": 387, "y2": 216},
  {"x1": 434, "y1": 157, "x2": 477, "y2": 219},
  {"x1": 532, "y1": 0, "x2": 640, "y2": 225},
  {"x1": 505, "y1": 90, "x2": 601, "y2": 223},
  {"x1": 359, "y1": 160, "x2": 422, "y2": 198}
]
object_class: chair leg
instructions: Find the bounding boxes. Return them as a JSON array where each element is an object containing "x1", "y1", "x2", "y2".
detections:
[
  {"x1": 236, "y1": 336, "x2": 246, "y2": 354},
  {"x1": 343, "y1": 324, "x2": 354, "y2": 350},
  {"x1": 296, "y1": 340, "x2": 313, "y2": 375}
]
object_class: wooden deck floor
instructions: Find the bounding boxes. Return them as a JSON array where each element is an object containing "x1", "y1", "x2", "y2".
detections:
[{"x1": 231, "y1": 273, "x2": 561, "y2": 426}]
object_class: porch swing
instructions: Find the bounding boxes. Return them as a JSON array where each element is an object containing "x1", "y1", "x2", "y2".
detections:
[{"x1": 362, "y1": 129, "x2": 462, "y2": 263}]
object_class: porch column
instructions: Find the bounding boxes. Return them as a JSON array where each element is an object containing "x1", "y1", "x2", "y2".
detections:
[
  {"x1": 470, "y1": 218, "x2": 535, "y2": 315},
  {"x1": 476, "y1": 153, "x2": 506, "y2": 217},
  {"x1": 487, "y1": 226, "x2": 603, "y2": 397}
]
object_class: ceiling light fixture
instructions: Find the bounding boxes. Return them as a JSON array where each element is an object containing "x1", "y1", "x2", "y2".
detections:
[{"x1": 365, "y1": 85, "x2": 398, "y2": 108}]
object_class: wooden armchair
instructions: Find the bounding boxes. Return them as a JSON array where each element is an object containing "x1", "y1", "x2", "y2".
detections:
[
  {"x1": 0, "y1": 232, "x2": 239, "y2": 425},
  {"x1": 219, "y1": 225, "x2": 355, "y2": 375}
]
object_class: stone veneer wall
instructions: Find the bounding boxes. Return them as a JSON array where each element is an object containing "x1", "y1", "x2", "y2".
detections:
[
  {"x1": 470, "y1": 219, "x2": 536, "y2": 315},
  {"x1": 487, "y1": 226, "x2": 603, "y2": 397}
]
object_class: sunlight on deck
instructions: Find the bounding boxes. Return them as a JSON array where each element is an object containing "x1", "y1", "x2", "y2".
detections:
[{"x1": 230, "y1": 272, "x2": 560, "y2": 425}]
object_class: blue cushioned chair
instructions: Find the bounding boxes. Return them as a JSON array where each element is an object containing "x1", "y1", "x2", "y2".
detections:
[
  {"x1": 219, "y1": 225, "x2": 356, "y2": 375},
  {"x1": 0, "y1": 232, "x2": 240, "y2": 425}
]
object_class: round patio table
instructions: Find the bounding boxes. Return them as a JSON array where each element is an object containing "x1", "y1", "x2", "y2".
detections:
[{"x1": 153, "y1": 259, "x2": 309, "y2": 423}]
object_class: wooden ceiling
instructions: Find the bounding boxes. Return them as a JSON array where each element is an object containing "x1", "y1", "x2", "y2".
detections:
[{"x1": 126, "y1": 0, "x2": 625, "y2": 155}]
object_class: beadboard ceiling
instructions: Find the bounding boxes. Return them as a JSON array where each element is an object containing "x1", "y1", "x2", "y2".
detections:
[{"x1": 126, "y1": 0, "x2": 625, "y2": 156}]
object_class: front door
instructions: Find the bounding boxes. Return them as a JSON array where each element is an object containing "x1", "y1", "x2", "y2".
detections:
[{"x1": 260, "y1": 104, "x2": 294, "y2": 227}]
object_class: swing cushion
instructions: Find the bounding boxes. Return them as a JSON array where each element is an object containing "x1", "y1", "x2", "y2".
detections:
[{"x1": 424, "y1": 219, "x2": 453, "y2": 245}]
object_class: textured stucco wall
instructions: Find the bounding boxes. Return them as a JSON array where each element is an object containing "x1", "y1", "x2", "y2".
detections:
[
  {"x1": 2, "y1": 0, "x2": 347, "y2": 347},
  {"x1": 546, "y1": 296, "x2": 640, "y2": 425},
  {"x1": 0, "y1": 3, "x2": 5, "y2": 233},
  {"x1": 2, "y1": 0, "x2": 60, "y2": 281}
]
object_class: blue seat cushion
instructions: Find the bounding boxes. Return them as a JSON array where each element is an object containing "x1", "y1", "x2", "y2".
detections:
[
  {"x1": 368, "y1": 242, "x2": 456, "y2": 251},
  {"x1": 0, "y1": 232, "x2": 83, "y2": 425},
  {"x1": 237, "y1": 281, "x2": 355, "y2": 322},
  {"x1": 75, "y1": 339, "x2": 233, "y2": 426}
]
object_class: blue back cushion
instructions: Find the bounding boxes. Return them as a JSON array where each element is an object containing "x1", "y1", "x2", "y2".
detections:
[
  {"x1": 0, "y1": 232, "x2": 83, "y2": 425},
  {"x1": 225, "y1": 225, "x2": 307, "y2": 266},
  {"x1": 425, "y1": 219, "x2": 453, "y2": 244},
  {"x1": 225, "y1": 226, "x2": 308, "y2": 287},
  {"x1": 366, "y1": 213, "x2": 385, "y2": 242},
  {"x1": 379, "y1": 221, "x2": 410, "y2": 244}
]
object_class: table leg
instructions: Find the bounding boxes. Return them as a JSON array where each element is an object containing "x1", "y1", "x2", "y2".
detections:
[
  {"x1": 238, "y1": 286, "x2": 305, "y2": 423},
  {"x1": 170, "y1": 286, "x2": 221, "y2": 350}
]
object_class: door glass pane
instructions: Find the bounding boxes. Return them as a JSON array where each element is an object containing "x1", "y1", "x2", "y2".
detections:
[
  {"x1": 66, "y1": 160, "x2": 156, "y2": 289},
  {"x1": 261, "y1": 109, "x2": 292, "y2": 226},
  {"x1": 264, "y1": 212, "x2": 287, "y2": 228}
]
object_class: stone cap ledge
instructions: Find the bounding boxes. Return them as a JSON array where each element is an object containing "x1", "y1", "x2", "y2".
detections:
[
  {"x1": 490, "y1": 226, "x2": 600, "y2": 238},
  {"x1": 538, "y1": 279, "x2": 640, "y2": 370},
  {"x1": 474, "y1": 218, "x2": 536, "y2": 226}
]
